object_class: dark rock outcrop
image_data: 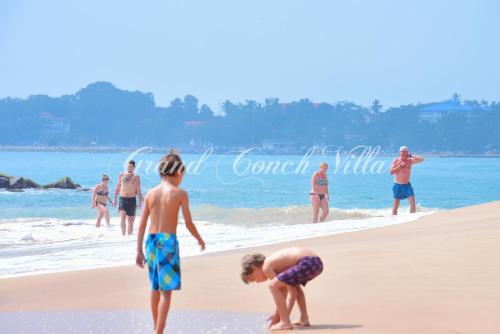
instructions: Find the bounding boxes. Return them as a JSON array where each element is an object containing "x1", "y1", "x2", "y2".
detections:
[
  {"x1": 0, "y1": 175, "x2": 10, "y2": 188},
  {"x1": 7, "y1": 176, "x2": 41, "y2": 189},
  {"x1": 0, "y1": 173, "x2": 85, "y2": 191},
  {"x1": 43, "y1": 176, "x2": 81, "y2": 189}
]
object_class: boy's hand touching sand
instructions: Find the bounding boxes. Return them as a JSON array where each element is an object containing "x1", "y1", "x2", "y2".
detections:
[{"x1": 267, "y1": 311, "x2": 280, "y2": 328}]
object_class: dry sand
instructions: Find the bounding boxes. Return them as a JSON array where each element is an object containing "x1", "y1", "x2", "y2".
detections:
[{"x1": 1, "y1": 201, "x2": 499, "y2": 333}]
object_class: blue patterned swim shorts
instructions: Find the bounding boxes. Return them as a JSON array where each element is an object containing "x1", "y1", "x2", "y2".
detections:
[{"x1": 146, "y1": 233, "x2": 181, "y2": 291}]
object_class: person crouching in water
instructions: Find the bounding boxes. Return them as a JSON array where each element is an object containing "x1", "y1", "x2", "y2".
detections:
[
  {"x1": 241, "y1": 247, "x2": 323, "y2": 330},
  {"x1": 136, "y1": 151, "x2": 205, "y2": 334}
]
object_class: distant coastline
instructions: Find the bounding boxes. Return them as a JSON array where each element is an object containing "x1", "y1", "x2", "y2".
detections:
[
  {"x1": 2, "y1": 82, "x2": 500, "y2": 155},
  {"x1": 1, "y1": 145, "x2": 499, "y2": 157}
]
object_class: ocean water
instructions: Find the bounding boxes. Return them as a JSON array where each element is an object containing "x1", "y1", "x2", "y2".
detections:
[{"x1": 1, "y1": 151, "x2": 499, "y2": 277}]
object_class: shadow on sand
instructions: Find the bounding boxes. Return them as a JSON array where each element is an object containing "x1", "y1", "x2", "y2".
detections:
[{"x1": 295, "y1": 323, "x2": 363, "y2": 331}]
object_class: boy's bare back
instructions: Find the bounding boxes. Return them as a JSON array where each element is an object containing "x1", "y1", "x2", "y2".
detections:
[{"x1": 146, "y1": 182, "x2": 186, "y2": 234}]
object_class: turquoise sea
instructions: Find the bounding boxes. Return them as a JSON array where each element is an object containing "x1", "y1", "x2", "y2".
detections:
[{"x1": 1, "y1": 150, "x2": 499, "y2": 277}]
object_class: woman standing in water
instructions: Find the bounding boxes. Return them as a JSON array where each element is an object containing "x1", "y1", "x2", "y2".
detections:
[
  {"x1": 92, "y1": 174, "x2": 112, "y2": 227},
  {"x1": 310, "y1": 162, "x2": 329, "y2": 223}
]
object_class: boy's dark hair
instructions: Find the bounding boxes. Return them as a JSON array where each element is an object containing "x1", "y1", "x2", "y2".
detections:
[
  {"x1": 158, "y1": 150, "x2": 185, "y2": 176},
  {"x1": 128, "y1": 160, "x2": 136, "y2": 167},
  {"x1": 241, "y1": 253, "x2": 266, "y2": 284}
]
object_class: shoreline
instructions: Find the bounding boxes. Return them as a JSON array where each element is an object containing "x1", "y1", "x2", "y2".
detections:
[
  {"x1": 1, "y1": 145, "x2": 499, "y2": 157},
  {"x1": 0, "y1": 209, "x2": 435, "y2": 279}
]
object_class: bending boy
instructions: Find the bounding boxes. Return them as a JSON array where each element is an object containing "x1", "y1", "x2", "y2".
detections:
[{"x1": 241, "y1": 247, "x2": 323, "y2": 330}]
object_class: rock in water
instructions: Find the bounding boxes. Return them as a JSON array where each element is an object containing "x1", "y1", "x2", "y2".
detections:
[
  {"x1": 9, "y1": 176, "x2": 41, "y2": 189},
  {"x1": 43, "y1": 176, "x2": 81, "y2": 189},
  {"x1": 0, "y1": 175, "x2": 10, "y2": 188},
  {"x1": 1, "y1": 173, "x2": 83, "y2": 190}
]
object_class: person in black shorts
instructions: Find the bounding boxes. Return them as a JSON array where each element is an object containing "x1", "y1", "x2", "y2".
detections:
[{"x1": 113, "y1": 160, "x2": 143, "y2": 235}]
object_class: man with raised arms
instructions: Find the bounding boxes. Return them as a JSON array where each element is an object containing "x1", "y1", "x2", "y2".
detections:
[{"x1": 390, "y1": 146, "x2": 424, "y2": 215}]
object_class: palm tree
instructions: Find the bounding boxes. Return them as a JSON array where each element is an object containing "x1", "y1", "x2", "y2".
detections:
[{"x1": 370, "y1": 99, "x2": 383, "y2": 113}]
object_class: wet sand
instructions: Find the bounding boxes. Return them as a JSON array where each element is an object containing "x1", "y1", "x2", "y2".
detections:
[
  {"x1": 1, "y1": 201, "x2": 500, "y2": 333},
  {"x1": 0, "y1": 310, "x2": 268, "y2": 334}
]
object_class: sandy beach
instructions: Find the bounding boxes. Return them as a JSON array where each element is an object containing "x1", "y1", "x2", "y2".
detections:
[{"x1": 1, "y1": 201, "x2": 499, "y2": 333}]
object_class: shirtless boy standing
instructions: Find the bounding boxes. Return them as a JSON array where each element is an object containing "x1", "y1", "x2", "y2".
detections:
[
  {"x1": 241, "y1": 247, "x2": 323, "y2": 331},
  {"x1": 136, "y1": 152, "x2": 205, "y2": 334},
  {"x1": 114, "y1": 160, "x2": 143, "y2": 235}
]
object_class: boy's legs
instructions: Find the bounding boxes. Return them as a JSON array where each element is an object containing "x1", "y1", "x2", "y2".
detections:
[
  {"x1": 269, "y1": 278, "x2": 293, "y2": 330},
  {"x1": 155, "y1": 290, "x2": 173, "y2": 334},
  {"x1": 294, "y1": 285, "x2": 310, "y2": 326},
  {"x1": 286, "y1": 286, "x2": 296, "y2": 315},
  {"x1": 392, "y1": 198, "x2": 400, "y2": 215},
  {"x1": 150, "y1": 290, "x2": 160, "y2": 330}
]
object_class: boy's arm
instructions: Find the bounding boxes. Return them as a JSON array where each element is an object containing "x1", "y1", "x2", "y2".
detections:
[
  {"x1": 136, "y1": 193, "x2": 151, "y2": 268},
  {"x1": 264, "y1": 260, "x2": 299, "y2": 327},
  {"x1": 262, "y1": 260, "x2": 280, "y2": 323},
  {"x1": 180, "y1": 191, "x2": 205, "y2": 250}
]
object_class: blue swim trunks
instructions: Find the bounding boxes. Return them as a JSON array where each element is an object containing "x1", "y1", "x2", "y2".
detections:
[
  {"x1": 146, "y1": 233, "x2": 181, "y2": 291},
  {"x1": 392, "y1": 182, "x2": 414, "y2": 200}
]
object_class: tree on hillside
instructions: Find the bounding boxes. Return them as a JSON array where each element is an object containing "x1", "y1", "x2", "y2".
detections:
[
  {"x1": 0, "y1": 82, "x2": 499, "y2": 152},
  {"x1": 370, "y1": 99, "x2": 383, "y2": 113},
  {"x1": 183, "y1": 95, "x2": 199, "y2": 116},
  {"x1": 452, "y1": 93, "x2": 461, "y2": 103}
]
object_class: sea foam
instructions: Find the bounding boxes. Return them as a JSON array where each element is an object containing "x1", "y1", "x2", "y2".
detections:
[{"x1": 0, "y1": 206, "x2": 435, "y2": 278}]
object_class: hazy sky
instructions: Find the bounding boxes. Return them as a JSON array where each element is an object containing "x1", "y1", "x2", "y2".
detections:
[{"x1": 1, "y1": 0, "x2": 499, "y2": 110}]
